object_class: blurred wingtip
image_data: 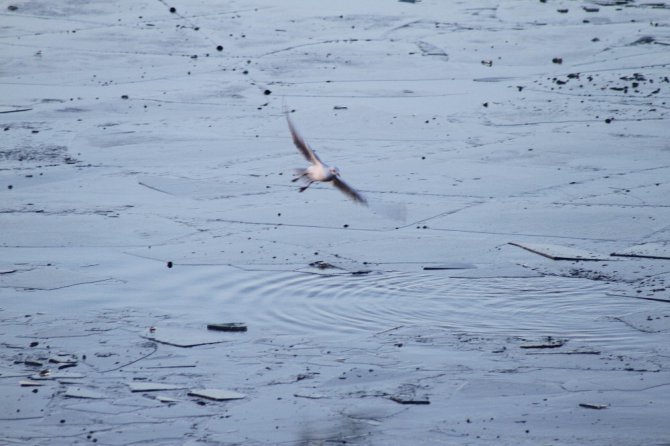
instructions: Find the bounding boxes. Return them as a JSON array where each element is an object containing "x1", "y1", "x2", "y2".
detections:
[{"x1": 367, "y1": 199, "x2": 407, "y2": 222}]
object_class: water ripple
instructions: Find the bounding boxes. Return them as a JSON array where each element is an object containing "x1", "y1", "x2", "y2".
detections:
[{"x1": 163, "y1": 267, "x2": 633, "y2": 344}]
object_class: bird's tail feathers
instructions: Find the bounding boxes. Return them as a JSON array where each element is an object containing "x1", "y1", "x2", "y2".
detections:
[{"x1": 292, "y1": 168, "x2": 308, "y2": 182}]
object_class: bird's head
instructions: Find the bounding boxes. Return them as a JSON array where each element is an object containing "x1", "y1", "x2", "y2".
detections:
[{"x1": 329, "y1": 166, "x2": 340, "y2": 177}]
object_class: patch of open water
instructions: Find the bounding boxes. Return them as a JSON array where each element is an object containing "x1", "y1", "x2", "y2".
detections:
[{"x1": 147, "y1": 266, "x2": 637, "y2": 348}]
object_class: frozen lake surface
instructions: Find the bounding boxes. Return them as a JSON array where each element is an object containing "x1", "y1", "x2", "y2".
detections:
[{"x1": 2, "y1": 0, "x2": 670, "y2": 444}]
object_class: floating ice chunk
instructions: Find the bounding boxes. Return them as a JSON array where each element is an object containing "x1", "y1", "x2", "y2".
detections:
[
  {"x1": 615, "y1": 310, "x2": 670, "y2": 333},
  {"x1": 0, "y1": 267, "x2": 110, "y2": 291},
  {"x1": 64, "y1": 388, "x2": 105, "y2": 399},
  {"x1": 294, "y1": 393, "x2": 328, "y2": 399},
  {"x1": 415, "y1": 41, "x2": 448, "y2": 58},
  {"x1": 206, "y1": 323, "x2": 247, "y2": 332},
  {"x1": 188, "y1": 389, "x2": 246, "y2": 401},
  {"x1": 579, "y1": 403, "x2": 608, "y2": 410},
  {"x1": 390, "y1": 394, "x2": 430, "y2": 405},
  {"x1": 423, "y1": 262, "x2": 476, "y2": 270},
  {"x1": 611, "y1": 242, "x2": 670, "y2": 260},
  {"x1": 128, "y1": 382, "x2": 187, "y2": 392},
  {"x1": 31, "y1": 372, "x2": 85, "y2": 381},
  {"x1": 509, "y1": 242, "x2": 611, "y2": 261}
]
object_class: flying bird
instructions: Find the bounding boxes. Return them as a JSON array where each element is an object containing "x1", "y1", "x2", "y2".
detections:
[{"x1": 286, "y1": 114, "x2": 367, "y2": 205}]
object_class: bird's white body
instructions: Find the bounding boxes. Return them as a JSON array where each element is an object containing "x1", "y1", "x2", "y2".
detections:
[{"x1": 304, "y1": 163, "x2": 336, "y2": 182}]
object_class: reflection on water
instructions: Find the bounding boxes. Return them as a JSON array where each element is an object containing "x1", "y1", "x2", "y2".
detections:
[
  {"x1": 152, "y1": 265, "x2": 636, "y2": 347},
  {"x1": 296, "y1": 413, "x2": 372, "y2": 446}
]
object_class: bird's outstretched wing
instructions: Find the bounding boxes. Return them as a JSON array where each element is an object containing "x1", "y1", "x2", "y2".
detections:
[
  {"x1": 332, "y1": 177, "x2": 367, "y2": 205},
  {"x1": 286, "y1": 114, "x2": 321, "y2": 165}
]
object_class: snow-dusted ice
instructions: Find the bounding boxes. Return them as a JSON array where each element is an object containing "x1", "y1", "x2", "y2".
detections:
[{"x1": 1, "y1": 0, "x2": 670, "y2": 444}]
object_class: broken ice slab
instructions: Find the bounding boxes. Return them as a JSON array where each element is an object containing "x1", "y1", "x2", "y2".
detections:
[
  {"x1": 422, "y1": 262, "x2": 475, "y2": 271},
  {"x1": 448, "y1": 263, "x2": 542, "y2": 279},
  {"x1": 188, "y1": 389, "x2": 246, "y2": 401},
  {"x1": 30, "y1": 372, "x2": 85, "y2": 380},
  {"x1": 0, "y1": 267, "x2": 111, "y2": 291},
  {"x1": 64, "y1": 388, "x2": 105, "y2": 399},
  {"x1": 611, "y1": 242, "x2": 670, "y2": 260},
  {"x1": 524, "y1": 349, "x2": 601, "y2": 355},
  {"x1": 2, "y1": 385, "x2": 46, "y2": 420},
  {"x1": 609, "y1": 293, "x2": 670, "y2": 304},
  {"x1": 614, "y1": 310, "x2": 670, "y2": 333},
  {"x1": 0, "y1": 369, "x2": 27, "y2": 379},
  {"x1": 145, "y1": 363, "x2": 197, "y2": 369},
  {"x1": 48, "y1": 357, "x2": 78, "y2": 366},
  {"x1": 521, "y1": 336, "x2": 567, "y2": 349},
  {"x1": 156, "y1": 395, "x2": 180, "y2": 403},
  {"x1": 23, "y1": 359, "x2": 44, "y2": 367},
  {"x1": 416, "y1": 41, "x2": 449, "y2": 58},
  {"x1": 520, "y1": 340, "x2": 566, "y2": 349},
  {"x1": 295, "y1": 263, "x2": 352, "y2": 276},
  {"x1": 509, "y1": 242, "x2": 611, "y2": 261},
  {"x1": 128, "y1": 382, "x2": 187, "y2": 392},
  {"x1": 579, "y1": 403, "x2": 608, "y2": 410},
  {"x1": 19, "y1": 380, "x2": 44, "y2": 387},
  {"x1": 388, "y1": 383, "x2": 430, "y2": 405},
  {"x1": 389, "y1": 395, "x2": 430, "y2": 405},
  {"x1": 308, "y1": 260, "x2": 341, "y2": 270},
  {"x1": 206, "y1": 323, "x2": 247, "y2": 332},
  {"x1": 143, "y1": 326, "x2": 229, "y2": 347},
  {"x1": 30, "y1": 324, "x2": 102, "y2": 338},
  {"x1": 294, "y1": 393, "x2": 328, "y2": 400}
]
